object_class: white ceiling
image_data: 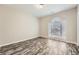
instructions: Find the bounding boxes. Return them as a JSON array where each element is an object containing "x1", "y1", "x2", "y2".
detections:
[{"x1": 2, "y1": 4, "x2": 77, "y2": 17}]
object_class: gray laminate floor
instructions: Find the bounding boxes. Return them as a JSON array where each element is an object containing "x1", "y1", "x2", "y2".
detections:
[{"x1": 0, "y1": 37, "x2": 79, "y2": 55}]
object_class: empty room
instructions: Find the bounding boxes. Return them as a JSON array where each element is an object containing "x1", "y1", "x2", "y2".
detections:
[{"x1": 0, "y1": 4, "x2": 79, "y2": 55}]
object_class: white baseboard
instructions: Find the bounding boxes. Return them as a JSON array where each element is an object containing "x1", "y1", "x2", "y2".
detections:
[
  {"x1": 0, "y1": 36, "x2": 39, "y2": 47},
  {"x1": 41, "y1": 36, "x2": 77, "y2": 45}
]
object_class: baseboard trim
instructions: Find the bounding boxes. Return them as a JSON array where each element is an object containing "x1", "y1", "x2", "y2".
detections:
[
  {"x1": 0, "y1": 36, "x2": 77, "y2": 48},
  {"x1": 41, "y1": 36, "x2": 77, "y2": 45},
  {"x1": 0, "y1": 37, "x2": 39, "y2": 47}
]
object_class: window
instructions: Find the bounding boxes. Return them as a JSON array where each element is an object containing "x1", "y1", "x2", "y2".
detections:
[{"x1": 48, "y1": 17, "x2": 66, "y2": 40}]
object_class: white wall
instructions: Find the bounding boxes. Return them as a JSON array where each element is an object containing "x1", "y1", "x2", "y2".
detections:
[
  {"x1": 39, "y1": 8, "x2": 77, "y2": 44},
  {"x1": 0, "y1": 6, "x2": 39, "y2": 46}
]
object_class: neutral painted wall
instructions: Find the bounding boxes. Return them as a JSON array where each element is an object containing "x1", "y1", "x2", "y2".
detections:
[
  {"x1": 39, "y1": 8, "x2": 77, "y2": 44},
  {"x1": 0, "y1": 6, "x2": 39, "y2": 46},
  {"x1": 77, "y1": 5, "x2": 79, "y2": 46}
]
